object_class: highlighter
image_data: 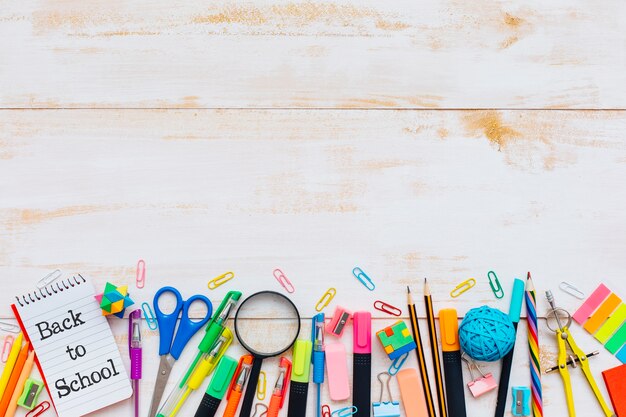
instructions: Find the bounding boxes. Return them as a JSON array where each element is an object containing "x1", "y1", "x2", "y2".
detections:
[
  {"x1": 439, "y1": 309, "x2": 467, "y2": 417},
  {"x1": 193, "y1": 355, "x2": 238, "y2": 417},
  {"x1": 352, "y1": 311, "x2": 371, "y2": 417},
  {"x1": 287, "y1": 339, "x2": 312, "y2": 417}
]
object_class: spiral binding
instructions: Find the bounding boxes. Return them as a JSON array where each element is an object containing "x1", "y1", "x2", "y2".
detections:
[{"x1": 15, "y1": 274, "x2": 86, "y2": 307}]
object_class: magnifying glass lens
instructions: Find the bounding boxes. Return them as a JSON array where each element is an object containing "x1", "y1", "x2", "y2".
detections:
[{"x1": 235, "y1": 292, "x2": 300, "y2": 355}]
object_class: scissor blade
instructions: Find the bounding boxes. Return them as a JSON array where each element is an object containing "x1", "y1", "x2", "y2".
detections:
[{"x1": 148, "y1": 356, "x2": 174, "y2": 417}]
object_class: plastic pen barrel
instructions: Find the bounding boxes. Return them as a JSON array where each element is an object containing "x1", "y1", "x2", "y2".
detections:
[
  {"x1": 287, "y1": 340, "x2": 312, "y2": 417},
  {"x1": 440, "y1": 309, "x2": 467, "y2": 417},
  {"x1": 194, "y1": 356, "x2": 238, "y2": 417},
  {"x1": 353, "y1": 312, "x2": 371, "y2": 417},
  {"x1": 267, "y1": 395, "x2": 282, "y2": 417}
]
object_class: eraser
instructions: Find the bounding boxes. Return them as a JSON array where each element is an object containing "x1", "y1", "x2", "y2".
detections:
[{"x1": 325, "y1": 343, "x2": 350, "y2": 400}]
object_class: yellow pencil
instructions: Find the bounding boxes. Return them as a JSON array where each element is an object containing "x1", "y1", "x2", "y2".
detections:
[
  {"x1": 5, "y1": 349, "x2": 35, "y2": 417},
  {"x1": 0, "y1": 333, "x2": 23, "y2": 398},
  {"x1": 424, "y1": 278, "x2": 447, "y2": 417}
]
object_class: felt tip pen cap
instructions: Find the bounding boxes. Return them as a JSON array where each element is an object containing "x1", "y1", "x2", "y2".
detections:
[
  {"x1": 276, "y1": 357, "x2": 293, "y2": 407},
  {"x1": 291, "y1": 339, "x2": 312, "y2": 383},
  {"x1": 353, "y1": 311, "x2": 371, "y2": 354},
  {"x1": 439, "y1": 308, "x2": 460, "y2": 352},
  {"x1": 509, "y1": 279, "x2": 525, "y2": 323},
  {"x1": 206, "y1": 355, "x2": 239, "y2": 400}
]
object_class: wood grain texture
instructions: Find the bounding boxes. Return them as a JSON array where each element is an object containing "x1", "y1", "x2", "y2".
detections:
[{"x1": 1, "y1": 0, "x2": 625, "y2": 109}]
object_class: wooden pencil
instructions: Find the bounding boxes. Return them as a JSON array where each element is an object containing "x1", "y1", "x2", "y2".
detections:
[
  {"x1": 408, "y1": 286, "x2": 436, "y2": 417},
  {"x1": 424, "y1": 278, "x2": 447, "y2": 417},
  {"x1": 0, "y1": 341, "x2": 29, "y2": 415}
]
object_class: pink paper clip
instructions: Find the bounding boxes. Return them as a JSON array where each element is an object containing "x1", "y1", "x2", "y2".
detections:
[
  {"x1": 2, "y1": 335, "x2": 14, "y2": 363},
  {"x1": 273, "y1": 268, "x2": 295, "y2": 293},
  {"x1": 136, "y1": 259, "x2": 146, "y2": 289},
  {"x1": 373, "y1": 300, "x2": 402, "y2": 316},
  {"x1": 26, "y1": 401, "x2": 51, "y2": 417}
]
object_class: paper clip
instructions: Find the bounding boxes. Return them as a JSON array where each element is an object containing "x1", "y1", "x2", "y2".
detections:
[
  {"x1": 488, "y1": 271, "x2": 504, "y2": 299},
  {"x1": 559, "y1": 282, "x2": 585, "y2": 300},
  {"x1": 36, "y1": 269, "x2": 61, "y2": 289},
  {"x1": 136, "y1": 260, "x2": 146, "y2": 289},
  {"x1": 0, "y1": 321, "x2": 21, "y2": 334},
  {"x1": 388, "y1": 352, "x2": 409, "y2": 376},
  {"x1": 2, "y1": 335, "x2": 14, "y2": 363},
  {"x1": 322, "y1": 405, "x2": 331, "y2": 417},
  {"x1": 141, "y1": 302, "x2": 158, "y2": 330},
  {"x1": 450, "y1": 278, "x2": 476, "y2": 298},
  {"x1": 352, "y1": 267, "x2": 375, "y2": 291},
  {"x1": 332, "y1": 406, "x2": 358, "y2": 417},
  {"x1": 273, "y1": 268, "x2": 295, "y2": 293},
  {"x1": 373, "y1": 300, "x2": 402, "y2": 316},
  {"x1": 315, "y1": 288, "x2": 336, "y2": 312},
  {"x1": 251, "y1": 403, "x2": 268, "y2": 417},
  {"x1": 208, "y1": 271, "x2": 234, "y2": 290},
  {"x1": 256, "y1": 371, "x2": 267, "y2": 400},
  {"x1": 26, "y1": 401, "x2": 50, "y2": 417}
]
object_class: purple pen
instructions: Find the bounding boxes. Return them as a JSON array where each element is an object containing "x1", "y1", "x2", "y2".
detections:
[{"x1": 129, "y1": 309, "x2": 142, "y2": 417}]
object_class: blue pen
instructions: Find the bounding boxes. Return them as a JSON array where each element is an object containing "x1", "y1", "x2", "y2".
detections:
[{"x1": 311, "y1": 313, "x2": 325, "y2": 417}]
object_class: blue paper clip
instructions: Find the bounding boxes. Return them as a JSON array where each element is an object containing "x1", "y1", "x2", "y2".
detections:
[
  {"x1": 488, "y1": 271, "x2": 504, "y2": 299},
  {"x1": 332, "y1": 406, "x2": 358, "y2": 417},
  {"x1": 353, "y1": 267, "x2": 375, "y2": 291},
  {"x1": 388, "y1": 352, "x2": 408, "y2": 376},
  {"x1": 141, "y1": 302, "x2": 158, "y2": 330}
]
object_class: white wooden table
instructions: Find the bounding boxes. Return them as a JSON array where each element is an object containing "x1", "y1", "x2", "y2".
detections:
[{"x1": 1, "y1": 0, "x2": 626, "y2": 416}]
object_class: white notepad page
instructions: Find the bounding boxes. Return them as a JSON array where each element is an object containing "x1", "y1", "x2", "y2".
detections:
[{"x1": 14, "y1": 275, "x2": 132, "y2": 417}]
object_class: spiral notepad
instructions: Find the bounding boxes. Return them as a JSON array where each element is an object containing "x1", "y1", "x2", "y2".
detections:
[{"x1": 11, "y1": 274, "x2": 132, "y2": 417}]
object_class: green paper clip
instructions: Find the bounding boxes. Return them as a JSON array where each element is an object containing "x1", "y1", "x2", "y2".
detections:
[
  {"x1": 488, "y1": 271, "x2": 505, "y2": 299},
  {"x1": 17, "y1": 378, "x2": 44, "y2": 410}
]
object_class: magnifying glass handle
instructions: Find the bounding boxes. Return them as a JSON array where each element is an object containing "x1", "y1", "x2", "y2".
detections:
[{"x1": 239, "y1": 357, "x2": 263, "y2": 417}]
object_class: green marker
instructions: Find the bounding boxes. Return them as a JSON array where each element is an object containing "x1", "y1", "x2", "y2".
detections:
[{"x1": 193, "y1": 356, "x2": 239, "y2": 417}]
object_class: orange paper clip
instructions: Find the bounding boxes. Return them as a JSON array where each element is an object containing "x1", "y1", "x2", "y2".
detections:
[
  {"x1": 136, "y1": 259, "x2": 146, "y2": 289},
  {"x1": 26, "y1": 401, "x2": 50, "y2": 417},
  {"x1": 322, "y1": 404, "x2": 331, "y2": 417},
  {"x1": 208, "y1": 271, "x2": 234, "y2": 290},
  {"x1": 374, "y1": 300, "x2": 402, "y2": 316},
  {"x1": 273, "y1": 268, "x2": 295, "y2": 293},
  {"x1": 315, "y1": 288, "x2": 336, "y2": 312},
  {"x1": 1, "y1": 335, "x2": 13, "y2": 363}
]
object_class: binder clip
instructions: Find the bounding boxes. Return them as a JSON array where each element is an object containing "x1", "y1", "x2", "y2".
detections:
[
  {"x1": 372, "y1": 372, "x2": 401, "y2": 417},
  {"x1": 462, "y1": 353, "x2": 497, "y2": 398},
  {"x1": 511, "y1": 386, "x2": 530, "y2": 416}
]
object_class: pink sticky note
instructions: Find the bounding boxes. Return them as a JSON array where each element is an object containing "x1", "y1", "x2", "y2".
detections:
[{"x1": 573, "y1": 284, "x2": 611, "y2": 324}]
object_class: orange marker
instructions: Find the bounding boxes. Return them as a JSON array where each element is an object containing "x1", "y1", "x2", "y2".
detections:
[
  {"x1": 223, "y1": 355, "x2": 253, "y2": 417},
  {"x1": 0, "y1": 341, "x2": 30, "y2": 415},
  {"x1": 5, "y1": 349, "x2": 35, "y2": 417}
]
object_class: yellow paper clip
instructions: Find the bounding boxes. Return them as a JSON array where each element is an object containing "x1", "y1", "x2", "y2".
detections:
[
  {"x1": 256, "y1": 371, "x2": 267, "y2": 400},
  {"x1": 450, "y1": 278, "x2": 476, "y2": 298},
  {"x1": 315, "y1": 288, "x2": 337, "y2": 312},
  {"x1": 488, "y1": 271, "x2": 504, "y2": 299},
  {"x1": 208, "y1": 272, "x2": 235, "y2": 290},
  {"x1": 353, "y1": 267, "x2": 375, "y2": 291},
  {"x1": 273, "y1": 268, "x2": 295, "y2": 293},
  {"x1": 136, "y1": 259, "x2": 146, "y2": 289}
]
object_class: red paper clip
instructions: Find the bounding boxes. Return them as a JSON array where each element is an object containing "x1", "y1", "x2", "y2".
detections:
[
  {"x1": 273, "y1": 268, "x2": 295, "y2": 293},
  {"x1": 136, "y1": 259, "x2": 146, "y2": 289},
  {"x1": 373, "y1": 300, "x2": 402, "y2": 316},
  {"x1": 2, "y1": 335, "x2": 14, "y2": 363},
  {"x1": 322, "y1": 404, "x2": 331, "y2": 417},
  {"x1": 26, "y1": 401, "x2": 50, "y2": 417}
]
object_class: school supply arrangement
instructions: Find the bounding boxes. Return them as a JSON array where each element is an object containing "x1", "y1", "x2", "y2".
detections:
[
  {"x1": 2, "y1": 266, "x2": 622, "y2": 417},
  {"x1": 11, "y1": 275, "x2": 132, "y2": 417}
]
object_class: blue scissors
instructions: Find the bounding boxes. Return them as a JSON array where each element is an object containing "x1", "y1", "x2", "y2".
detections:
[{"x1": 148, "y1": 286, "x2": 212, "y2": 417}]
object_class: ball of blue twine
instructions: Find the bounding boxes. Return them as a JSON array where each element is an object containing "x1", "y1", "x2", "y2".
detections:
[{"x1": 459, "y1": 305, "x2": 515, "y2": 362}]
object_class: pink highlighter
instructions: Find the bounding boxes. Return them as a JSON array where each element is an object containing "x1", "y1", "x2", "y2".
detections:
[{"x1": 352, "y1": 312, "x2": 371, "y2": 417}]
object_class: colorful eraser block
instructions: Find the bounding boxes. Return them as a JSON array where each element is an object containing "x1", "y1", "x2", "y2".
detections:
[
  {"x1": 573, "y1": 284, "x2": 611, "y2": 324},
  {"x1": 376, "y1": 320, "x2": 416, "y2": 360}
]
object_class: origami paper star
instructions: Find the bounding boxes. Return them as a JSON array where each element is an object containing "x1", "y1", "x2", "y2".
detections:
[{"x1": 95, "y1": 282, "x2": 135, "y2": 318}]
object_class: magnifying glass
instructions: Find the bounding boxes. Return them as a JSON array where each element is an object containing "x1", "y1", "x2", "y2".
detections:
[{"x1": 234, "y1": 291, "x2": 301, "y2": 417}]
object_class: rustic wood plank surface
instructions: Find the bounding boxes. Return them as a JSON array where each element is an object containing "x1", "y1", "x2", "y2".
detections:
[
  {"x1": 2, "y1": 0, "x2": 626, "y2": 416},
  {"x1": 1, "y1": 0, "x2": 625, "y2": 109}
]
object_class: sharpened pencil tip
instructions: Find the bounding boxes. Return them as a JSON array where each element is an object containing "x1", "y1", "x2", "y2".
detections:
[
  {"x1": 527, "y1": 271, "x2": 531, "y2": 280},
  {"x1": 407, "y1": 285, "x2": 410, "y2": 293}
]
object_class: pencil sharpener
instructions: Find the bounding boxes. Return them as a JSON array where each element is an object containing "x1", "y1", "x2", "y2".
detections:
[
  {"x1": 511, "y1": 386, "x2": 531, "y2": 416},
  {"x1": 467, "y1": 372, "x2": 497, "y2": 397},
  {"x1": 326, "y1": 306, "x2": 352, "y2": 337},
  {"x1": 372, "y1": 401, "x2": 401, "y2": 417},
  {"x1": 17, "y1": 378, "x2": 45, "y2": 410}
]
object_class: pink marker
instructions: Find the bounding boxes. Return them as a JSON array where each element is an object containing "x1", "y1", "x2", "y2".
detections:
[{"x1": 352, "y1": 312, "x2": 371, "y2": 417}]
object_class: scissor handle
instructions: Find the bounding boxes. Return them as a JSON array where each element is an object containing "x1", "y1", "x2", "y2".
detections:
[
  {"x1": 170, "y1": 294, "x2": 212, "y2": 359},
  {"x1": 154, "y1": 286, "x2": 184, "y2": 356}
]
